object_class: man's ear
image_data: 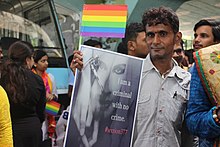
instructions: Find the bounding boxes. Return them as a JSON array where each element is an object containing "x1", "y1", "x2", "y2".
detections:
[
  {"x1": 127, "y1": 41, "x2": 135, "y2": 51},
  {"x1": 175, "y1": 32, "x2": 182, "y2": 44}
]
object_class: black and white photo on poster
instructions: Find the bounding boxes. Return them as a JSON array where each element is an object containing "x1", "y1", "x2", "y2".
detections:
[{"x1": 64, "y1": 45, "x2": 143, "y2": 147}]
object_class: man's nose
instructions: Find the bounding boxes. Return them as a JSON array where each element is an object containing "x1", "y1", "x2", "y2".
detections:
[
  {"x1": 152, "y1": 34, "x2": 161, "y2": 44},
  {"x1": 194, "y1": 36, "x2": 200, "y2": 42}
]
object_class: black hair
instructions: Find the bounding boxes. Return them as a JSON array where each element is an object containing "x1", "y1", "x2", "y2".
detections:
[
  {"x1": 119, "y1": 22, "x2": 145, "y2": 55},
  {"x1": 32, "y1": 50, "x2": 47, "y2": 63},
  {"x1": 83, "y1": 39, "x2": 102, "y2": 48},
  {"x1": 0, "y1": 41, "x2": 34, "y2": 103},
  {"x1": 142, "y1": 6, "x2": 179, "y2": 34},
  {"x1": 185, "y1": 49, "x2": 194, "y2": 64},
  {"x1": 117, "y1": 42, "x2": 127, "y2": 54},
  {"x1": 194, "y1": 19, "x2": 220, "y2": 42},
  {"x1": 180, "y1": 40, "x2": 185, "y2": 50}
]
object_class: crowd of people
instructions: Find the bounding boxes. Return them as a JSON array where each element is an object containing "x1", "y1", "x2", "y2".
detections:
[{"x1": 0, "y1": 5, "x2": 220, "y2": 147}]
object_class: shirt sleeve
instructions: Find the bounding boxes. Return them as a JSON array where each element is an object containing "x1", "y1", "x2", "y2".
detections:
[
  {"x1": 0, "y1": 86, "x2": 13, "y2": 147},
  {"x1": 185, "y1": 65, "x2": 220, "y2": 138}
]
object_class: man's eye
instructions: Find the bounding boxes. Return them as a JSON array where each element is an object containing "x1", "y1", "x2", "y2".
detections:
[
  {"x1": 200, "y1": 33, "x2": 208, "y2": 38},
  {"x1": 146, "y1": 32, "x2": 154, "y2": 38},
  {"x1": 159, "y1": 31, "x2": 168, "y2": 37},
  {"x1": 194, "y1": 34, "x2": 198, "y2": 39}
]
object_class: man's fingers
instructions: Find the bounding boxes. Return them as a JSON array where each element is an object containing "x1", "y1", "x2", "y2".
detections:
[
  {"x1": 73, "y1": 104, "x2": 80, "y2": 131},
  {"x1": 80, "y1": 103, "x2": 88, "y2": 136},
  {"x1": 82, "y1": 135, "x2": 90, "y2": 147},
  {"x1": 86, "y1": 104, "x2": 93, "y2": 127},
  {"x1": 89, "y1": 120, "x2": 99, "y2": 146}
]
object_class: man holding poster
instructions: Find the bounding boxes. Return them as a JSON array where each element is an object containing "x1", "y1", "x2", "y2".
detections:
[
  {"x1": 70, "y1": 6, "x2": 191, "y2": 147},
  {"x1": 65, "y1": 45, "x2": 143, "y2": 147}
]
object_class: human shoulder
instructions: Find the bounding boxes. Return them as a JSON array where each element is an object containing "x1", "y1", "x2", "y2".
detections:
[
  {"x1": 0, "y1": 86, "x2": 8, "y2": 104},
  {"x1": 27, "y1": 70, "x2": 44, "y2": 86}
]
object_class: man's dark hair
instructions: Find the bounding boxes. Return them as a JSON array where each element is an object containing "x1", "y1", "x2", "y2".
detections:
[
  {"x1": 83, "y1": 39, "x2": 102, "y2": 48},
  {"x1": 194, "y1": 19, "x2": 220, "y2": 42},
  {"x1": 117, "y1": 42, "x2": 127, "y2": 54},
  {"x1": 118, "y1": 22, "x2": 145, "y2": 55},
  {"x1": 180, "y1": 40, "x2": 185, "y2": 50},
  {"x1": 142, "y1": 6, "x2": 179, "y2": 34}
]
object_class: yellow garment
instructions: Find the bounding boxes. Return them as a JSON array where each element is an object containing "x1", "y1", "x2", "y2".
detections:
[{"x1": 0, "y1": 86, "x2": 13, "y2": 147}]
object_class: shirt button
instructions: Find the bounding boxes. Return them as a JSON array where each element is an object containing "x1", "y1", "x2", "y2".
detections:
[{"x1": 156, "y1": 130, "x2": 161, "y2": 135}]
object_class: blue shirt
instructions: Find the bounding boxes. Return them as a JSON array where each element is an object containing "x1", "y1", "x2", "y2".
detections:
[{"x1": 186, "y1": 65, "x2": 220, "y2": 147}]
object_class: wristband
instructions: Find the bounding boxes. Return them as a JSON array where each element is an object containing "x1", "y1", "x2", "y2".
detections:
[{"x1": 213, "y1": 106, "x2": 220, "y2": 125}]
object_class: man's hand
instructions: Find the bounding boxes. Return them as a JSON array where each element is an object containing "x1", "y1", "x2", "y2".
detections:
[{"x1": 70, "y1": 50, "x2": 83, "y2": 75}]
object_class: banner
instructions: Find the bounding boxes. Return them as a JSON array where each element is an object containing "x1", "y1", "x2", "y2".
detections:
[
  {"x1": 80, "y1": 4, "x2": 127, "y2": 38},
  {"x1": 64, "y1": 45, "x2": 143, "y2": 147}
]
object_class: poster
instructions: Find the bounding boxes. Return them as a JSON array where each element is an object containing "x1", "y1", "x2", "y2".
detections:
[{"x1": 64, "y1": 45, "x2": 143, "y2": 147}]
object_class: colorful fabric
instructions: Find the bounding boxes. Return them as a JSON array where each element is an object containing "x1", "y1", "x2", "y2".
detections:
[
  {"x1": 80, "y1": 4, "x2": 127, "y2": 38},
  {"x1": 186, "y1": 65, "x2": 220, "y2": 147},
  {"x1": 193, "y1": 44, "x2": 220, "y2": 146},
  {"x1": 32, "y1": 69, "x2": 52, "y2": 93},
  {"x1": 194, "y1": 44, "x2": 220, "y2": 105}
]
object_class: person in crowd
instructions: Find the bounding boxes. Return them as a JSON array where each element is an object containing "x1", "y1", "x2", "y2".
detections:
[
  {"x1": 173, "y1": 39, "x2": 189, "y2": 70},
  {"x1": 71, "y1": 6, "x2": 191, "y2": 147},
  {"x1": 32, "y1": 50, "x2": 58, "y2": 144},
  {"x1": 0, "y1": 86, "x2": 13, "y2": 147},
  {"x1": 186, "y1": 19, "x2": 220, "y2": 146},
  {"x1": 84, "y1": 39, "x2": 102, "y2": 48},
  {"x1": 55, "y1": 39, "x2": 102, "y2": 147},
  {"x1": 192, "y1": 19, "x2": 220, "y2": 52},
  {"x1": 0, "y1": 41, "x2": 46, "y2": 147},
  {"x1": 184, "y1": 49, "x2": 194, "y2": 69},
  {"x1": 117, "y1": 22, "x2": 148, "y2": 58}
]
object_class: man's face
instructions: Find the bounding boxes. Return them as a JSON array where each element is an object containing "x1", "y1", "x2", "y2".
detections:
[
  {"x1": 193, "y1": 25, "x2": 215, "y2": 51},
  {"x1": 146, "y1": 24, "x2": 180, "y2": 61},
  {"x1": 133, "y1": 31, "x2": 148, "y2": 58},
  {"x1": 173, "y1": 43, "x2": 184, "y2": 64}
]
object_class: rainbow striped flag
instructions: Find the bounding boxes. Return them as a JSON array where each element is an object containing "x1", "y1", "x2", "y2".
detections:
[
  {"x1": 80, "y1": 4, "x2": 128, "y2": 38},
  {"x1": 46, "y1": 101, "x2": 61, "y2": 116}
]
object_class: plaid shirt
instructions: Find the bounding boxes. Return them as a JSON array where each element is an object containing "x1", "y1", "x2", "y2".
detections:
[{"x1": 186, "y1": 65, "x2": 220, "y2": 147}]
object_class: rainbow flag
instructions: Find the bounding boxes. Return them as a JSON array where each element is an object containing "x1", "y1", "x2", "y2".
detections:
[
  {"x1": 46, "y1": 101, "x2": 61, "y2": 116},
  {"x1": 80, "y1": 4, "x2": 127, "y2": 38}
]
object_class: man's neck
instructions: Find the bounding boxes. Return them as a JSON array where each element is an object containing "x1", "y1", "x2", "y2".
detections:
[{"x1": 152, "y1": 58, "x2": 173, "y2": 75}]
